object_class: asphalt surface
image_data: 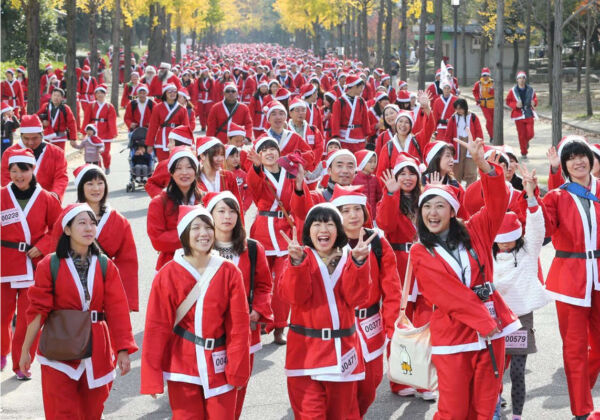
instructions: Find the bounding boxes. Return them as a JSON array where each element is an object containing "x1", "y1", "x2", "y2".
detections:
[{"x1": 1, "y1": 110, "x2": 599, "y2": 419}]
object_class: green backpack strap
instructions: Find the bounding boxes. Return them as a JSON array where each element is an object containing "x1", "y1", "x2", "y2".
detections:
[
  {"x1": 98, "y1": 253, "x2": 108, "y2": 279},
  {"x1": 50, "y1": 253, "x2": 60, "y2": 286}
]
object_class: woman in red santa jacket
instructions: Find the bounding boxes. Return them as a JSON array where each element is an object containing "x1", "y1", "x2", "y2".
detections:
[
  {"x1": 204, "y1": 191, "x2": 273, "y2": 420},
  {"x1": 141, "y1": 205, "x2": 250, "y2": 420},
  {"x1": 147, "y1": 146, "x2": 203, "y2": 271},
  {"x1": 331, "y1": 185, "x2": 402, "y2": 417},
  {"x1": 20, "y1": 203, "x2": 137, "y2": 419},
  {"x1": 542, "y1": 135, "x2": 600, "y2": 419},
  {"x1": 50, "y1": 164, "x2": 139, "y2": 311},
  {"x1": 279, "y1": 203, "x2": 374, "y2": 419},
  {"x1": 374, "y1": 104, "x2": 399, "y2": 156},
  {"x1": 248, "y1": 80, "x2": 272, "y2": 139},
  {"x1": 410, "y1": 137, "x2": 520, "y2": 420},
  {"x1": 246, "y1": 136, "x2": 312, "y2": 345},
  {"x1": 81, "y1": 84, "x2": 118, "y2": 173},
  {"x1": 1, "y1": 149, "x2": 62, "y2": 378}
]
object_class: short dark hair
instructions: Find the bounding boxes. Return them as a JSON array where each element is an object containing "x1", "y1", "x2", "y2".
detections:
[
  {"x1": 396, "y1": 166, "x2": 421, "y2": 217},
  {"x1": 56, "y1": 211, "x2": 100, "y2": 258},
  {"x1": 212, "y1": 197, "x2": 246, "y2": 255},
  {"x1": 336, "y1": 203, "x2": 369, "y2": 226},
  {"x1": 493, "y1": 237, "x2": 525, "y2": 259},
  {"x1": 77, "y1": 168, "x2": 108, "y2": 216},
  {"x1": 302, "y1": 206, "x2": 348, "y2": 250},
  {"x1": 560, "y1": 141, "x2": 594, "y2": 180},
  {"x1": 8, "y1": 162, "x2": 37, "y2": 189},
  {"x1": 180, "y1": 214, "x2": 214, "y2": 256},
  {"x1": 417, "y1": 195, "x2": 471, "y2": 250},
  {"x1": 257, "y1": 139, "x2": 279, "y2": 154},
  {"x1": 453, "y1": 98, "x2": 468, "y2": 113}
]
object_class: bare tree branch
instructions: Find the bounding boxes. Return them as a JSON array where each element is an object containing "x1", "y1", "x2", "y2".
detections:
[{"x1": 563, "y1": 0, "x2": 599, "y2": 29}]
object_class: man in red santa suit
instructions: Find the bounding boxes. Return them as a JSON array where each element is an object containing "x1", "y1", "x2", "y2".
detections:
[
  {"x1": 506, "y1": 71, "x2": 538, "y2": 159},
  {"x1": 314, "y1": 63, "x2": 332, "y2": 92},
  {"x1": 276, "y1": 65, "x2": 295, "y2": 92},
  {"x1": 146, "y1": 84, "x2": 190, "y2": 162},
  {"x1": 123, "y1": 84, "x2": 154, "y2": 131},
  {"x1": 149, "y1": 62, "x2": 182, "y2": 101},
  {"x1": 142, "y1": 66, "x2": 159, "y2": 99},
  {"x1": 1, "y1": 69, "x2": 25, "y2": 118},
  {"x1": 330, "y1": 75, "x2": 373, "y2": 153},
  {"x1": 237, "y1": 66, "x2": 256, "y2": 106},
  {"x1": 425, "y1": 69, "x2": 443, "y2": 102},
  {"x1": 77, "y1": 65, "x2": 97, "y2": 125},
  {"x1": 35, "y1": 88, "x2": 77, "y2": 151},
  {"x1": 289, "y1": 62, "x2": 304, "y2": 95},
  {"x1": 287, "y1": 97, "x2": 324, "y2": 169},
  {"x1": 1, "y1": 115, "x2": 68, "y2": 201},
  {"x1": 206, "y1": 82, "x2": 253, "y2": 144},
  {"x1": 120, "y1": 71, "x2": 141, "y2": 109},
  {"x1": 39, "y1": 64, "x2": 53, "y2": 96},
  {"x1": 432, "y1": 81, "x2": 457, "y2": 142},
  {"x1": 195, "y1": 66, "x2": 215, "y2": 132},
  {"x1": 300, "y1": 83, "x2": 324, "y2": 134},
  {"x1": 81, "y1": 84, "x2": 117, "y2": 173}
]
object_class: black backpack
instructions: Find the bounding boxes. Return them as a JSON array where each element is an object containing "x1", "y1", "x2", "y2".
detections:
[
  {"x1": 364, "y1": 228, "x2": 382, "y2": 269},
  {"x1": 247, "y1": 239, "x2": 258, "y2": 312}
]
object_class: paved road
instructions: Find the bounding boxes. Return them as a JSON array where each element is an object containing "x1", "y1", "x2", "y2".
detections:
[{"x1": 1, "y1": 112, "x2": 599, "y2": 419}]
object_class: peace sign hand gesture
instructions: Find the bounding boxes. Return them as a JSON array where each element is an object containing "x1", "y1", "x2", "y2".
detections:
[
  {"x1": 280, "y1": 227, "x2": 305, "y2": 265},
  {"x1": 352, "y1": 228, "x2": 378, "y2": 263},
  {"x1": 455, "y1": 128, "x2": 492, "y2": 173}
]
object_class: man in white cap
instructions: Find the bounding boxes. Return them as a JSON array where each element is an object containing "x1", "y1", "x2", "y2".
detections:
[
  {"x1": 506, "y1": 71, "x2": 538, "y2": 160},
  {"x1": 432, "y1": 80, "x2": 457, "y2": 141},
  {"x1": 206, "y1": 83, "x2": 253, "y2": 144}
]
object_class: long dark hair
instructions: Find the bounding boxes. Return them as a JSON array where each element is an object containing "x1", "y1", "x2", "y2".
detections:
[
  {"x1": 423, "y1": 145, "x2": 456, "y2": 180},
  {"x1": 398, "y1": 166, "x2": 421, "y2": 217},
  {"x1": 201, "y1": 143, "x2": 225, "y2": 169},
  {"x1": 77, "y1": 168, "x2": 108, "y2": 216},
  {"x1": 214, "y1": 197, "x2": 246, "y2": 255},
  {"x1": 302, "y1": 206, "x2": 348, "y2": 250},
  {"x1": 180, "y1": 214, "x2": 215, "y2": 256},
  {"x1": 492, "y1": 237, "x2": 525, "y2": 259},
  {"x1": 417, "y1": 195, "x2": 471, "y2": 250},
  {"x1": 56, "y1": 211, "x2": 100, "y2": 258},
  {"x1": 166, "y1": 156, "x2": 200, "y2": 208}
]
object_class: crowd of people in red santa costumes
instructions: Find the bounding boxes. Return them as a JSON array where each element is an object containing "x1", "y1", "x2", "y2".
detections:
[{"x1": 1, "y1": 42, "x2": 599, "y2": 420}]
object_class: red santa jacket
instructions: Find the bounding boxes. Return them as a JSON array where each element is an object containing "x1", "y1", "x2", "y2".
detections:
[
  {"x1": 444, "y1": 112, "x2": 484, "y2": 161},
  {"x1": 206, "y1": 101, "x2": 253, "y2": 143},
  {"x1": 239, "y1": 77, "x2": 256, "y2": 104},
  {"x1": 195, "y1": 77, "x2": 215, "y2": 105},
  {"x1": 292, "y1": 73, "x2": 305, "y2": 94},
  {"x1": 120, "y1": 81, "x2": 141, "y2": 108},
  {"x1": 374, "y1": 129, "x2": 394, "y2": 156},
  {"x1": 18, "y1": 76, "x2": 28, "y2": 101},
  {"x1": 506, "y1": 85, "x2": 538, "y2": 121},
  {"x1": 543, "y1": 176, "x2": 600, "y2": 307},
  {"x1": 77, "y1": 76, "x2": 98, "y2": 104},
  {"x1": 432, "y1": 94, "x2": 457, "y2": 136},
  {"x1": 411, "y1": 164, "x2": 520, "y2": 355},
  {"x1": 352, "y1": 171, "x2": 382, "y2": 221},
  {"x1": 147, "y1": 190, "x2": 202, "y2": 270},
  {"x1": 146, "y1": 102, "x2": 189, "y2": 152},
  {"x1": 331, "y1": 94, "x2": 372, "y2": 143},
  {"x1": 1, "y1": 79, "x2": 25, "y2": 112},
  {"x1": 248, "y1": 94, "x2": 272, "y2": 133},
  {"x1": 148, "y1": 74, "x2": 182, "y2": 99},
  {"x1": 81, "y1": 102, "x2": 117, "y2": 140},
  {"x1": 145, "y1": 159, "x2": 169, "y2": 198},
  {"x1": 123, "y1": 98, "x2": 155, "y2": 130},
  {"x1": 28, "y1": 254, "x2": 137, "y2": 389},
  {"x1": 232, "y1": 167, "x2": 253, "y2": 211},
  {"x1": 306, "y1": 102, "x2": 324, "y2": 134},
  {"x1": 425, "y1": 82, "x2": 442, "y2": 102},
  {"x1": 1, "y1": 142, "x2": 68, "y2": 201},
  {"x1": 36, "y1": 101, "x2": 78, "y2": 142},
  {"x1": 287, "y1": 121, "x2": 324, "y2": 169},
  {"x1": 141, "y1": 252, "x2": 250, "y2": 396},
  {"x1": 316, "y1": 74, "x2": 332, "y2": 92},
  {"x1": 280, "y1": 248, "x2": 369, "y2": 380},
  {"x1": 464, "y1": 178, "x2": 523, "y2": 222},
  {"x1": 1, "y1": 184, "x2": 61, "y2": 286},
  {"x1": 260, "y1": 128, "x2": 316, "y2": 172},
  {"x1": 185, "y1": 105, "x2": 196, "y2": 132},
  {"x1": 197, "y1": 169, "x2": 243, "y2": 213}
]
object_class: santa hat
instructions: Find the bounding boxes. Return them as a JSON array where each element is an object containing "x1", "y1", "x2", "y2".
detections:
[
  {"x1": 60, "y1": 203, "x2": 94, "y2": 230},
  {"x1": 131, "y1": 71, "x2": 140, "y2": 78},
  {"x1": 202, "y1": 191, "x2": 239, "y2": 213},
  {"x1": 395, "y1": 110, "x2": 414, "y2": 130},
  {"x1": 446, "y1": 64, "x2": 454, "y2": 71},
  {"x1": 393, "y1": 153, "x2": 421, "y2": 177},
  {"x1": 324, "y1": 90, "x2": 337, "y2": 102},
  {"x1": 257, "y1": 79, "x2": 269, "y2": 89},
  {"x1": 16, "y1": 66, "x2": 26, "y2": 75},
  {"x1": 396, "y1": 90, "x2": 411, "y2": 103},
  {"x1": 326, "y1": 149, "x2": 356, "y2": 168},
  {"x1": 354, "y1": 150, "x2": 376, "y2": 171},
  {"x1": 591, "y1": 143, "x2": 600, "y2": 159},
  {"x1": 374, "y1": 91, "x2": 389, "y2": 103},
  {"x1": 82, "y1": 65, "x2": 91, "y2": 73},
  {"x1": 398, "y1": 80, "x2": 408, "y2": 89},
  {"x1": 136, "y1": 84, "x2": 149, "y2": 93},
  {"x1": 424, "y1": 141, "x2": 451, "y2": 166},
  {"x1": 299, "y1": 83, "x2": 317, "y2": 99},
  {"x1": 373, "y1": 67, "x2": 384, "y2": 76},
  {"x1": 73, "y1": 164, "x2": 104, "y2": 188},
  {"x1": 344, "y1": 75, "x2": 363, "y2": 89},
  {"x1": 268, "y1": 79, "x2": 280, "y2": 89},
  {"x1": 516, "y1": 71, "x2": 527, "y2": 80},
  {"x1": 178, "y1": 88, "x2": 190, "y2": 100},
  {"x1": 483, "y1": 146, "x2": 510, "y2": 166},
  {"x1": 481, "y1": 67, "x2": 491, "y2": 77},
  {"x1": 383, "y1": 103, "x2": 400, "y2": 114},
  {"x1": 94, "y1": 84, "x2": 107, "y2": 93},
  {"x1": 168, "y1": 145, "x2": 198, "y2": 171},
  {"x1": 1, "y1": 102, "x2": 13, "y2": 115},
  {"x1": 264, "y1": 101, "x2": 287, "y2": 119},
  {"x1": 159, "y1": 62, "x2": 172, "y2": 70},
  {"x1": 557, "y1": 134, "x2": 590, "y2": 159},
  {"x1": 223, "y1": 82, "x2": 238, "y2": 93},
  {"x1": 227, "y1": 122, "x2": 245, "y2": 138},
  {"x1": 502, "y1": 145, "x2": 518, "y2": 162},
  {"x1": 162, "y1": 83, "x2": 177, "y2": 94},
  {"x1": 84, "y1": 123, "x2": 98, "y2": 135},
  {"x1": 380, "y1": 74, "x2": 391, "y2": 83},
  {"x1": 331, "y1": 184, "x2": 367, "y2": 208},
  {"x1": 168, "y1": 125, "x2": 195, "y2": 146},
  {"x1": 225, "y1": 145, "x2": 238, "y2": 158},
  {"x1": 45, "y1": 63, "x2": 53, "y2": 71},
  {"x1": 177, "y1": 205, "x2": 213, "y2": 237},
  {"x1": 254, "y1": 136, "x2": 279, "y2": 152},
  {"x1": 288, "y1": 97, "x2": 307, "y2": 111},
  {"x1": 196, "y1": 136, "x2": 222, "y2": 155},
  {"x1": 275, "y1": 88, "x2": 291, "y2": 101},
  {"x1": 19, "y1": 114, "x2": 43, "y2": 134},
  {"x1": 305, "y1": 203, "x2": 343, "y2": 224},
  {"x1": 145, "y1": 65, "x2": 156, "y2": 74},
  {"x1": 8, "y1": 148, "x2": 36, "y2": 166},
  {"x1": 435, "y1": 69, "x2": 442, "y2": 77},
  {"x1": 326, "y1": 138, "x2": 342, "y2": 150},
  {"x1": 5, "y1": 68, "x2": 14, "y2": 76},
  {"x1": 419, "y1": 184, "x2": 461, "y2": 214},
  {"x1": 495, "y1": 212, "x2": 522, "y2": 243}
]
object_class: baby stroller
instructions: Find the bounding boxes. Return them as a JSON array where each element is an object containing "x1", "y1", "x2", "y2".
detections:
[{"x1": 125, "y1": 127, "x2": 154, "y2": 192}]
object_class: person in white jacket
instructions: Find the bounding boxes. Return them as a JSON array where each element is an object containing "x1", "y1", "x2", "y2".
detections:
[{"x1": 492, "y1": 166, "x2": 548, "y2": 420}]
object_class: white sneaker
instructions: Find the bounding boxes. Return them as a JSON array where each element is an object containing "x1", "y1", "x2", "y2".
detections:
[
  {"x1": 396, "y1": 387, "x2": 417, "y2": 397},
  {"x1": 416, "y1": 390, "x2": 437, "y2": 401}
]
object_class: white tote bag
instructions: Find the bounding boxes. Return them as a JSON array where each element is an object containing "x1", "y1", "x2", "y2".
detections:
[{"x1": 388, "y1": 257, "x2": 438, "y2": 390}]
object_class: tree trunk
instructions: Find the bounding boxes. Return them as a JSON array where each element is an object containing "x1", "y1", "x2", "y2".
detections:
[
  {"x1": 361, "y1": 4, "x2": 369, "y2": 65},
  {"x1": 461, "y1": 18, "x2": 467, "y2": 86},
  {"x1": 65, "y1": 0, "x2": 77, "y2": 119},
  {"x1": 176, "y1": 26, "x2": 182, "y2": 63},
  {"x1": 384, "y1": 0, "x2": 393, "y2": 74},
  {"x1": 344, "y1": 13, "x2": 351, "y2": 57},
  {"x1": 352, "y1": 8, "x2": 358, "y2": 58},
  {"x1": 191, "y1": 29, "x2": 196, "y2": 50},
  {"x1": 148, "y1": 3, "x2": 162, "y2": 65},
  {"x1": 337, "y1": 23, "x2": 343, "y2": 50},
  {"x1": 89, "y1": 0, "x2": 99, "y2": 79},
  {"x1": 434, "y1": 0, "x2": 443, "y2": 68},
  {"x1": 479, "y1": 35, "x2": 488, "y2": 71},
  {"x1": 26, "y1": 0, "x2": 40, "y2": 114},
  {"x1": 576, "y1": 23, "x2": 583, "y2": 92},
  {"x1": 417, "y1": 0, "x2": 427, "y2": 90},
  {"x1": 524, "y1": 0, "x2": 531, "y2": 78},
  {"x1": 399, "y1": 0, "x2": 407, "y2": 81},
  {"x1": 313, "y1": 20, "x2": 321, "y2": 55},
  {"x1": 493, "y1": 0, "x2": 504, "y2": 146},
  {"x1": 585, "y1": 7, "x2": 593, "y2": 116},
  {"x1": 110, "y1": 0, "x2": 120, "y2": 114},
  {"x1": 123, "y1": 21, "x2": 132, "y2": 84},
  {"x1": 511, "y1": 39, "x2": 519, "y2": 81},
  {"x1": 547, "y1": 0, "x2": 553, "y2": 106},
  {"x1": 377, "y1": 0, "x2": 385, "y2": 68},
  {"x1": 552, "y1": 0, "x2": 563, "y2": 147},
  {"x1": 165, "y1": 12, "x2": 172, "y2": 62}
]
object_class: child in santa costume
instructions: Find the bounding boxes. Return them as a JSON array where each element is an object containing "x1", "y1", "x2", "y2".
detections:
[
  {"x1": 20, "y1": 203, "x2": 137, "y2": 419},
  {"x1": 351, "y1": 150, "x2": 382, "y2": 221},
  {"x1": 204, "y1": 191, "x2": 274, "y2": 419},
  {"x1": 141, "y1": 205, "x2": 250, "y2": 420},
  {"x1": 506, "y1": 71, "x2": 538, "y2": 159},
  {"x1": 542, "y1": 135, "x2": 600, "y2": 419},
  {"x1": 224, "y1": 145, "x2": 253, "y2": 212},
  {"x1": 286, "y1": 97, "x2": 324, "y2": 169},
  {"x1": 279, "y1": 203, "x2": 374, "y2": 419},
  {"x1": 331, "y1": 186, "x2": 402, "y2": 416},
  {"x1": 70, "y1": 124, "x2": 105, "y2": 165},
  {"x1": 81, "y1": 84, "x2": 117, "y2": 173},
  {"x1": 147, "y1": 147, "x2": 203, "y2": 271},
  {"x1": 1, "y1": 149, "x2": 62, "y2": 378},
  {"x1": 410, "y1": 137, "x2": 520, "y2": 419}
]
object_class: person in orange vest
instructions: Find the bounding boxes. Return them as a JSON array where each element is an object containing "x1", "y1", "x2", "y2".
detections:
[{"x1": 472, "y1": 67, "x2": 495, "y2": 141}]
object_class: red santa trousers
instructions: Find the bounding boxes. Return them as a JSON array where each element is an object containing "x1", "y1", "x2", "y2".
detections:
[
  {"x1": 515, "y1": 118, "x2": 535, "y2": 156},
  {"x1": 556, "y1": 290, "x2": 600, "y2": 417},
  {"x1": 481, "y1": 107, "x2": 494, "y2": 140},
  {"x1": 196, "y1": 102, "x2": 212, "y2": 129},
  {"x1": 432, "y1": 338, "x2": 505, "y2": 420},
  {"x1": 167, "y1": 380, "x2": 237, "y2": 420},
  {"x1": 235, "y1": 353, "x2": 254, "y2": 419},
  {"x1": 357, "y1": 354, "x2": 383, "y2": 417},
  {"x1": 267, "y1": 255, "x2": 289, "y2": 330},
  {"x1": 41, "y1": 365, "x2": 110, "y2": 420},
  {"x1": 340, "y1": 141, "x2": 366, "y2": 154},
  {"x1": 155, "y1": 148, "x2": 170, "y2": 162},
  {"x1": 287, "y1": 376, "x2": 360, "y2": 420},
  {"x1": 101, "y1": 142, "x2": 112, "y2": 170},
  {"x1": 1, "y1": 283, "x2": 39, "y2": 373}
]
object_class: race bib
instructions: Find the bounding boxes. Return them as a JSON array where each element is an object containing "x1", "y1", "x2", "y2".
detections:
[
  {"x1": 505, "y1": 329, "x2": 528, "y2": 349},
  {"x1": 359, "y1": 313, "x2": 383, "y2": 340},
  {"x1": 484, "y1": 301, "x2": 497, "y2": 318},
  {"x1": 340, "y1": 348, "x2": 358, "y2": 377},
  {"x1": 307, "y1": 135, "x2": 315, "y2": 145},
  {"x1": 1, "y1": 208, "x2": 20, "y2": 227},
  {"x1": 211, "y1": 350, "x2": 228, "y2": 374}
]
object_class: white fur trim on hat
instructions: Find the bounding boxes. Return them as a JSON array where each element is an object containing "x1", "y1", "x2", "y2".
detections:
[
  {"x1": 558, "y1": 135, "x2": 591, "y2": 158},
  {"x1": 159, "y1": 62, "x2": 172, "y2": 70},
  {"x1": 137, "y1": 85, "x2": 149, "y2": 93},
  {"x1": 197, "y1": 138, "x2": 222, "y2": 155},
  {"x1": 289, "y1": 100, "x2": 307, "y2": 111},
  {"x1": 357, "y1": 151, "x2": 375, "y2": 171},
  {"x1": 74, "y1": 164, "x2": 103, "y2": 188},
  {"x1": 331, "y1": 194, "x2": 367, "y2": 208},
  {"x1": 61, "y1": 204, "x2": 94, "y2": 230},
  {"x1": 418, "y1": 188, "x2": 460, "y2": 214},
  {"x1": 426, "y1": 142, "x2": 448, "y2": 166},
  {"x1": 168, "y1": 149, "x2": 198, "y2": 171},
  {"x1": 225, "y1": 145, "x2": 238, "y2": 158},
  {"x1": 205, "y1": 191, "x2": 238, "y2": 212},
  {"x1": 227, "y1": 128, "x2": 246, "y2": 138},
  {"x1": 305, "y1": 203, "x2": 343, "y2": 224},
  {"x1": 266, "y1": 103, "x2": 287, "y2": 119},
  {"x1": 169, "y1": 132, "x2": 193, "y2": 146},
  {"x1": 393, "y1": 160, "x2": 420, "y2": 177},
  {"x1": 8, "y1": 155, "x2": 35, "y2": 166},
  {"x1": 20, "y1": 125, "x2": 43, "y2": 134},
  {"x1": 94, "y1": 85, "x2": 107, "y2": 93},
  {"x1": 177, "y1": 207, "x2": 213, "y2": 237},
  {"x1": 495, "y1": 227, "x2": 522, "y2": 243},
  {"x1": 326, "y1": 149, "x2": 357, "y2": 168},
  {"x1": 254, "y1": 136, "x2": 279, "y2": 152},
  {"x1": 85, "y1": 124, "x2": 98, "y2": 135}
]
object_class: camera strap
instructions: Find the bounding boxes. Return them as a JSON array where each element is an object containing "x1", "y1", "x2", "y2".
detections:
[{"x1": 435, "y1": 239, "x2": 485, "y2": 285}]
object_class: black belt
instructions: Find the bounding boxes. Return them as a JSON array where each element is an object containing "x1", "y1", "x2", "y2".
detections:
[
  {"x1": 93, "y1": 118, "x2": 107, "y2": 122},
  {"x1": 555, "y1": 250, "x2": 600, "y2": 259},
  {"x1": 90, "y1": 310, "x2": 105, "y2": 323},
  {"x1": 391, "y1": 243, "x2": 412, "y2": 252},
  {"x1": 54, "y1": 131, "x2": 67, "y2": 137},
  {"x1": 355, "y1": 302, "x2": 380, "y2": 319},
  {"x1": 1, "y1": 240, "x2": 32, "y2": 252},
  {"x1": 173, "y1": 325, "x2": 226, "y2": 350},
  {"x1": 289, "y1": 324, "x2": 356, "y2": 340},
  {"x1": 259, "y1": 210, "x2": 284, "y2": 218},
  {"x1": 161, "y1": 123, "x2": 177, "y2": 128},
  {"x1": 342, "y1": 124, "x2": 362, "y2": 129},
  {"x1": 438, "y1": 119, "x2": 448, "y2": 125}
]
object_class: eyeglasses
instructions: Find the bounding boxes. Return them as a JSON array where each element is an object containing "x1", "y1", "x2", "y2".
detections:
[{"x1": 224, "y1": 90, "x2": 237, "y2": 94}]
